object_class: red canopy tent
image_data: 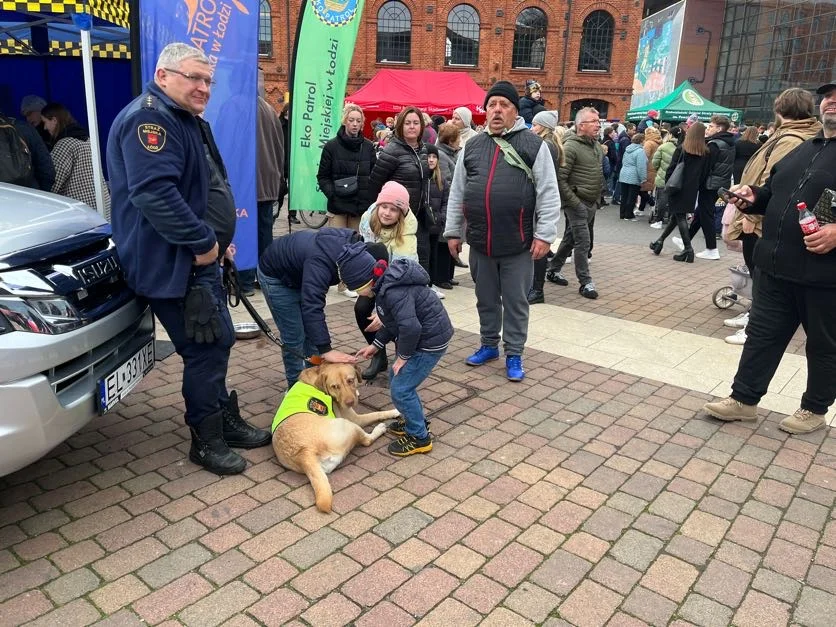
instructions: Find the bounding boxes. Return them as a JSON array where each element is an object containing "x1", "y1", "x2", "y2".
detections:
[{"x1": 347, "y1": 69, "x2": 487, "y2": 131}]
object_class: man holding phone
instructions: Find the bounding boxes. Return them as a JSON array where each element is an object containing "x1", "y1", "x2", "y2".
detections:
[{"x1": 702, "y1": 82, "x2": 836, "y2": 435}]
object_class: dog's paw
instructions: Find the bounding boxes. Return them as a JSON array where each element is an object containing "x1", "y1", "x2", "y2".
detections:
[
  {"x1": 371, "y1": 423, "x2": 388, "y2": 438},
  {"x1": 385, "y1": 409, "x2": 401, "y2": 419}
]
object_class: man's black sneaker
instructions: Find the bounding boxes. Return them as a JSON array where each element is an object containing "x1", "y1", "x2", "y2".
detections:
[
  {"x1": 527, "y1": 289, "x2": 544, "y2": 304},
  {"x1": 546, "y1": 270, "x2": 569, "y2": 286},
  {"x1": 387, "y1": 417, "x2": 430, "y2": 437},
  {"x1": 388, "y1": 433, "x2": 433, "y2": 456},
  {"x1": 579, "y1": 283, "x2": 599, "y2": 299}
]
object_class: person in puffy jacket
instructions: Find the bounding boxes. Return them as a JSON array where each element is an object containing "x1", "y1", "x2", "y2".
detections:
[
  {"x1": 618, "y1": 133, "x2": 647, "y2": 220},
  {"x1": 356, "y1": 182, "x2": 418, "y2": 381},
  {"x1": 636, "y1": 126, "x2": 662, "y2": 216},
  {"x1": 519, "y1": 82, "x2": 546, "y2": 124},
  {"x1": 369, "y1": 106, "x2": 431, "y2": 272},
  {"x1": 650, "y1": 127, "x2": 681, "y2": 227},
  {"x1": 317, "y1": 104, "x2": 377, "y2": 229},
  {"x1": 425, "y1": 144, "x2": 453, "y2": 294},
  {"x1": 258, "y1": 228, "x2": 376, "y2": 386},
  {"x1": 354, "y1": 255, "x2": 454, "y2": 457}
]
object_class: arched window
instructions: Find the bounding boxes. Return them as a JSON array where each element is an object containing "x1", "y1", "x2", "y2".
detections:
[
  {"x1": 578, "y1": 11, "x2": 614, "y2": 72},
  {"x1": 570, "y1": 98, "x2": 609, "y2": 120},
  {"x1": 377, "y1": 1, "x2": 411, "y2": 63},
  {"x1": 258, "y1": 0, "x2": 272, "y2": 57},
  {"x1": 512, "y1": 7, "x2": 547, "y2": 69},
  {"x1": 446, "y1": 4, "x2": 480, "y2": 66}
]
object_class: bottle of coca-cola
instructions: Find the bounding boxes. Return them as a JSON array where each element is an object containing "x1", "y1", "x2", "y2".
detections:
[{"x1": 798, "y1": 202, "x2": 820, "y2": 235}]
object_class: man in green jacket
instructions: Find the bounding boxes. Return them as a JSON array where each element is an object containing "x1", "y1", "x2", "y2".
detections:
[{"x1": 546, "y1": 107, "x2": 605, "y2": 299}]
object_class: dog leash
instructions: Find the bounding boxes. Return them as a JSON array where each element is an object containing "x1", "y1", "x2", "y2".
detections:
[{"x1": 222, "y1": 260, "x2": 323, "y2": 365}]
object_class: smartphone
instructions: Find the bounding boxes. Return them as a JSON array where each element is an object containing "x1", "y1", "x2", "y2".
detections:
[{"x1": 718, "y1": 187, "x2": 748, "y2": 204}]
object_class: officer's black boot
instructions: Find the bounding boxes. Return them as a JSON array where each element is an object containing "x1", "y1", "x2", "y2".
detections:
[
  {"x1": 362, "y1": 351, "x2": 389, "y2": 380},
  {"x1": 221, "y1": 391, "x2": 272, "y2": 448},
  {"x1": 189, "y1": 411, "x2": 247, "y2": 475}
]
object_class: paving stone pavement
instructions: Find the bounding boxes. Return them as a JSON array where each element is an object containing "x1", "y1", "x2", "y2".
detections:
[{"x1": 0, "y1": 238, "x2": 833, "y2": 626}]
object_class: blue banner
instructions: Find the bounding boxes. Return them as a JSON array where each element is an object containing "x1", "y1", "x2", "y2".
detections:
[{"x1": 139, "y1": 0, "x2": 258, "y2": 270}]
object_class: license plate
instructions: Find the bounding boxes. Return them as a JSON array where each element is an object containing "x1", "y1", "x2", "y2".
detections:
[{"x1": 97, "y1": 341, "x2": 155, "y2": 414}]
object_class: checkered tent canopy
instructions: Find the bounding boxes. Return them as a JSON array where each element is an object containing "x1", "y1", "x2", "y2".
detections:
[{"x1": 1, "y1": 0, "x2": 130, "y2": 58}]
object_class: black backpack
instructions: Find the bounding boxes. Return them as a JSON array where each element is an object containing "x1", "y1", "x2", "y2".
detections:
[{"x1": 0, "y1": 116, "x2": 34, "y2": 186}]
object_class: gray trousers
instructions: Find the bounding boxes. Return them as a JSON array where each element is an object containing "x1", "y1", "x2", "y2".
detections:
[
  {"x1": 549, "y1": 201, "x2": 597, "y2": 285},
  {"x1": 469, "y1": 248, "x2": 533, "y2": 356}
]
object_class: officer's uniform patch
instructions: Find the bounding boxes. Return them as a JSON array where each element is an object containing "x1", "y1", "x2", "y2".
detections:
[{"x1": 137, "y1": 123, "x2": 166, "y2": 152}]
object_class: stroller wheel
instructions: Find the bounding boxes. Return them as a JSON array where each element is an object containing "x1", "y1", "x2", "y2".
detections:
[{"x1": 712, "y1": 286, "x2": 736, "y2": 309}]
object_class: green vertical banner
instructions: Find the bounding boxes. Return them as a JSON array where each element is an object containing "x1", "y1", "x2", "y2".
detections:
[{"x1": 289, "y1": 0, "x2": 365, "y2": 213}]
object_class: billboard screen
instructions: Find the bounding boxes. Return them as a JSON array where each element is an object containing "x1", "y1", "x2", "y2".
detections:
[{"x1": 632, "y1": 0, "x2": 686, "y2": 109}]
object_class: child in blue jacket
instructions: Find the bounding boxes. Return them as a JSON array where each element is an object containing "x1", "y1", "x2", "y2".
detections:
[{"x1": 339, "y1": 244, "x2": 453, "y2": 456}]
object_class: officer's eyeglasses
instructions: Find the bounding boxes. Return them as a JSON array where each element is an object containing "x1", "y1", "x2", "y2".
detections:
[{"x1": 164, "y1": 68, "x2": 216, "y2": 87}]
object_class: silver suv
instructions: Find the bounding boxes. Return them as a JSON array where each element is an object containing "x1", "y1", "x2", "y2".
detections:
[{"x1": 0, "y1": 184, "x2": 154, "y2": 477}]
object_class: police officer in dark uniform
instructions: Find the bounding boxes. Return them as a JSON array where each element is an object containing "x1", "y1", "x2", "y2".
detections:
[{"x1": 107, "y1": 43, "x2": 270, "y2": 475}]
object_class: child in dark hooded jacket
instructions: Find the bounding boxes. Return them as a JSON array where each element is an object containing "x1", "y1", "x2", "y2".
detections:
[{"x1": 345, "y1": 251, "x2": 454, "y2": 456}]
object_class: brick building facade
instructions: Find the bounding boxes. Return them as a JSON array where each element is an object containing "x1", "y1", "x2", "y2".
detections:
[{"x1": 258, "y1": 0, "x2": 643, "y2": 122}]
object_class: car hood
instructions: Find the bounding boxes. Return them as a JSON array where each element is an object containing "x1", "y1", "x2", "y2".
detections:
[{"x1": 0, "y1": 184, "x2": 110, "y2": 266}]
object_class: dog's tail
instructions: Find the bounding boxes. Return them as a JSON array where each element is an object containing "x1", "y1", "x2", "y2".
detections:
[{"x1": 299, "y1": 451, "x2": 333, "y2": 513}]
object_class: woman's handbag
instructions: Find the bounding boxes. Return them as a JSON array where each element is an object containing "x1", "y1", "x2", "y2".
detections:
[
  {"x1": 333, "y1": 174, "x2": 358, "y2": 197},
  {"x1": 333, "y1": 149, "x2": 362, "y2": 198},
  {"x1": 665, "y1": 154, "x2": 685, "y2": 193}
]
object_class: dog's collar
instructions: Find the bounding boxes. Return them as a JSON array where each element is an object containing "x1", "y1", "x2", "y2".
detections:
[{"x1": 271, "y1": 381, "x2": 336, "y2": 432}]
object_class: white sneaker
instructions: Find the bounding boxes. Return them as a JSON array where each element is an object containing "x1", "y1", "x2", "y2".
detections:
[
  {"x1": 672, "y1": 236, "x2": 685, "y2": 251},
  {"x1": 650, "y1": 221, "x2": 664, "y2": 229},
  {"x1": 696, "y1": 248, "x2": 721, "y2": 260},
  {"x1": 565, "y1": 256, "x2": 572, "y2": 264},
  {"x1": 431, "y1": 286, "x2": 446, "y2": 299},
  {"x1": 634, "y1": 210, "x2": 646, "y2": 216},
  {"x1": 339, "y1": 288, "x2": 359, "y2": 299},
  {"x1": 723, "y1": 312, "x2": 749, "y2": 328},
  {"x1": 725, "y1": 328, "x2": 747, "y2": 345}
]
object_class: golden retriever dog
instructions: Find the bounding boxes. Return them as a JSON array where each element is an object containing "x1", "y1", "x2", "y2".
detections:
[{"x1": 271, "y1": 363, "x2": 400, "y2": 513}]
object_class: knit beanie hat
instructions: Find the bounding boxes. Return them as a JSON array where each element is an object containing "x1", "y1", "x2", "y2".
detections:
[
  {"x1": 532, "y1": 110, "x2": 558, "y2": 130},
  {"x1": 375, "y1": 181, "x2": 410, "y2": 215},
  {"x1": 20, "y1": 95, "x2": 47, "y2": 115},
  {"x1": 454, "y1": 106, "x2": 473, "y2": 128},
  {"x1": 484, "y1": 81, "x2": 520, "y2": 111},
  {"x1": 648, "y1": 109, "x2": 659, "y2": 119},
  {"x1": 686, "y1": 113, "x2": 700, "y2": 127},
  {"x1": 337, "y1": 242, "x2": 387, "y2": 292},
  {"x1": 425, "y1": 143, "x2": 439, "y2": 157}
]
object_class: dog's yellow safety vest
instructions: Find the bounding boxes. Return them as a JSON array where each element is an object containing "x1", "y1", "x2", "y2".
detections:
[{"x1": 271, "y1": 381, "x2": 336, "y2": 433}]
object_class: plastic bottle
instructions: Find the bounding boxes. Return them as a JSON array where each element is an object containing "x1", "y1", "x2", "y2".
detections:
[{"x1": 798, "y1": 202, "x2": 820, "y2": 235}]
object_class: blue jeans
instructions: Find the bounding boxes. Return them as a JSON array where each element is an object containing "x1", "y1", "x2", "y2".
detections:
[
  {"x1": 257, "y1": 267, "x2": 317, "y2": 387},
  {"x1": 389, "y1": 350, "x2": 444, "y2": 439}
]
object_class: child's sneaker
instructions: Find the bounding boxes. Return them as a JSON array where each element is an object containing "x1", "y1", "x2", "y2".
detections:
[
  {"x1": 387, "y1": 417, "x2": 430, "y2": 437},
  {"x1": 388, "y1": 433, "x2": 433, "y2": 456}
]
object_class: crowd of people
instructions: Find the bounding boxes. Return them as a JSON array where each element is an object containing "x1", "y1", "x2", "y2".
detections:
[{"x1": 5, "y1": 42, "x2": 834, "y2": 476}]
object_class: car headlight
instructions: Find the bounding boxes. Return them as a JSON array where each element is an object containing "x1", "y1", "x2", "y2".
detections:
[{"x1": 0, "y1": 297, "x2": 84, "y2": 334}]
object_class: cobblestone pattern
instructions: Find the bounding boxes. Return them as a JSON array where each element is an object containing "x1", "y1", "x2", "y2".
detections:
[{"x1": 0, "y1": 298, "x2": 831, "y2": 625}]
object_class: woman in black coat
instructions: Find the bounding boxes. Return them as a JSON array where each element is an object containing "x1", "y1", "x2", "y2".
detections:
[
  {"x1": 649, "y1": 122, "x2": 710, "y2": 262},
  {"x1": 317, "y1": 103, "x2": 377, "y2": 231},
  {"x1": 368, "y1": 106, "x2": 431, "y2": 273},
  {"x1": 732, "y1": 126, "x2": 760, "y2": 184}
]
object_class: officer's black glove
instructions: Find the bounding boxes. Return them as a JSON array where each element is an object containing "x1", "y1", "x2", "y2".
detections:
[{"x1": 184, "y1": 285, "x2": 222, "y2": 344}]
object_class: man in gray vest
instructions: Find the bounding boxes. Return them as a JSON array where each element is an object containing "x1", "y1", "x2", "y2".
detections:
[{"x1": 445, "y1": 81, "x2": 561, "y2": 382}]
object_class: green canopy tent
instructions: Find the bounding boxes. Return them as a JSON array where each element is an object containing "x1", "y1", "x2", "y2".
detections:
[{"x1": 627, "y1": 81, "x2": 743, "y2": 124}]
